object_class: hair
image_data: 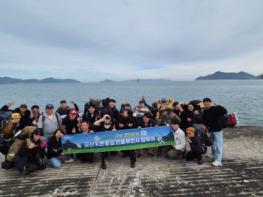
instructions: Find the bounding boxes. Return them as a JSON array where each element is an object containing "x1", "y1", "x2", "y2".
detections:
[
  {"x1": 31, "y1": 128, "x2": 44, "y2": 141},
  {"x1": 52, "y1": 129, "x2": 64, "y2": 140},
  {"x1": 143, "y1": 112, "x2": 152, "y2": 119},
  {"x1": 60, "y1": 100, "x2": 67, "y2": 104},
  {"x1": 81, "y1": 120, "x2": 89, "y2": 125},
  {"x1": 109, "y1": 99, "x2": 116, "y2": 103},
  {"x1": 203, "y1": 98, "x2": 212, "y2": 103},
  {"x1": 31, "y1": 105, "x2": 39, "y2": 110}
]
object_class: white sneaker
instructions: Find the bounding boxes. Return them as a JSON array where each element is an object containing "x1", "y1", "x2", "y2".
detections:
[
  {"x1": 212, "y1": 160, "x2": 222, "y2": 167},
  {"x1": 65, "y1": 158, "x2": 74, "y2": 163}
]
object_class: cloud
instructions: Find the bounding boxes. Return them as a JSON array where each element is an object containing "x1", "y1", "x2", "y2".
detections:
[{"x1": 0, "y1": 0, "x2": 262, "y2": 81}]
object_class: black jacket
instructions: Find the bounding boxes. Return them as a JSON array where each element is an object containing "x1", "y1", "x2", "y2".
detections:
[
  {"x1": 118, "y1": 116, "x2": 136, "y2": 130},
  {"x1": 139, "y1": 119, "x2": 156, "y2": 128},
  {"x1": 189, "y1": 135, "x2": 202, "y2": 154},
  {"x1": 13, "y1": 108, "x2": 33, "y2": 130},
  {"x1": 62, "y1": 116, "x2": 79, "y2": 134},
  {"x1": 47, "y1": 137, "x2": 63, "y2": 159},
  {"x1": 82, "y1": 112, "x2": 99, "y2": 128},
  {"x1": 202, "y1": 105, "x2": 227, "y2": 132},
  {"x1": 180, "y1": 111, "x2": 194, "y2": 131}
]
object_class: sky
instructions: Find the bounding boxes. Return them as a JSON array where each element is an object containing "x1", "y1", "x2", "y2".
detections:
[{"x1": 0, "y1": 0, "x2": 263, "y2": 82}]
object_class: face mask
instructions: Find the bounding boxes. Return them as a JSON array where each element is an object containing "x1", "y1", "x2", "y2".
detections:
[{"x1": 104, "y1": 124, "x2": 111, "y2": 129}]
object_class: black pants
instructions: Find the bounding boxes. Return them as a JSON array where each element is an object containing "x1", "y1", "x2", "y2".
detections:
[
  {"x1": 101, "y1": 150, "x2": 136, "y2": 163},
  {"x1": 78, "y1": 153, "x2": 94, "y2": 163},
  {"x1": 186, "y1": 150, "x2": 202, "y2": 161}
]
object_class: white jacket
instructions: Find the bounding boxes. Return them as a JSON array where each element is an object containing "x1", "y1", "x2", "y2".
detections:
[{"x1": 173, "y1": 128, "x2": 186, "y2": 152}]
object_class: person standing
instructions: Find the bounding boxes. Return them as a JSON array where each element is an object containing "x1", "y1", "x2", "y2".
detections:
[
  {"x1": 202, "y1": 98, "x2": 227, "y2": 167},
  {"x1": 37, "y1": 104, "x2": 62, "y2": 140}
]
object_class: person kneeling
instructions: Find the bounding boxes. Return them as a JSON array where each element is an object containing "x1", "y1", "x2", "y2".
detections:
[
  {"x1": 167, "y1": 118, "x2": 186, "y2": 160},
  {"x1": 47, "y1": 129, "x2": 64, "y2": 168},
  {"x1": 186, "y1": 127, "x2": 203, "y2": 165},
  {"x1": 15, "y1": 128, "x2": 46, "y2": 174}
]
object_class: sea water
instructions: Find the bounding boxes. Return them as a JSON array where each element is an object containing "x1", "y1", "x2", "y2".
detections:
[{"x1": 0, "y1": 80, "x2": 262, "y2": 126}]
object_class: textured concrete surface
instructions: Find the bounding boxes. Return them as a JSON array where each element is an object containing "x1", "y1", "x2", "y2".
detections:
[{"x1": 0, "y1": 126, "x2": 263, "y2": 197}]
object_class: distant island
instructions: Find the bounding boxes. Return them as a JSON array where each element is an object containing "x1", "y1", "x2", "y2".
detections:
[
  {"x1": 0, "y1": 77, "x2": 80, "y2": 84},
  {"x1": 196, "y1": 71, "x2": 256, "y2": 80},
  {"x1": 100, "y1": 79, "x2": 173, "y2": 83},
  {"x1": 256, "y1": 74, "x2": 263, "y2": 79}
]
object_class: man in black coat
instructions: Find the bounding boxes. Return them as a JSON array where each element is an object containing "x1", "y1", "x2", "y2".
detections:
[{"x1": 202, "y1": 98, "x2": 227, "y2": 167}]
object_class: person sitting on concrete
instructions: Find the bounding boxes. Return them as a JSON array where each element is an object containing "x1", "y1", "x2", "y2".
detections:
[
  {"x1": 185, "y1": 127, "x2": 203, "y2": 165},
  {"x1": 15, "y1": 128, "x2": 46, "y2": 175},
  {"x1": 47, "y1": 129, "x2": 64, "y2": 168},
  {"x1": 167, "y1": 118, "x2": 186, "y2": 160}
]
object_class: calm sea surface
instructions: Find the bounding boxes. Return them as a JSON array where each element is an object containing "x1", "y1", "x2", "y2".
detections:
[{"x1": 0, "y1": 80, "x2": 262, "y2": 126}]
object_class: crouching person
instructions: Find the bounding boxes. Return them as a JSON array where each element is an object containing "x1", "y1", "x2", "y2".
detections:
[
  {"x1": 15, "y1": 128, "x2": 46, "y2": 174},
  {"x1": 167, "y1": 118, "x2": 186, "y2": 159},
  {"x1": 185, "y1": 127, "x2": 203, "y2": 165},
  {"x1": 47, "y1": 129, "x2": 64, "y2": 168}
]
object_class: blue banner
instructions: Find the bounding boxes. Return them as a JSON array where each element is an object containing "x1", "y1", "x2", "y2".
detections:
[{"x1": 61, "y1": 126, "x2": 175, "y2": 154}]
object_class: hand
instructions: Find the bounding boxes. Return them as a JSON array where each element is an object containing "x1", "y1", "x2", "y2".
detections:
[
  {"x1": 194, "y1": 110, "x2": 199, "y2": 115},
  {"x1": 119, "y1": 123, "x2": 124, "y2": 128},
  {"x1": 187, "y1": 138, "x2": 192, "y2": 143},
  {"x1": 103, "y1": 114, "x2": 110, "y2": 120},
  {"x1": 201, "y1": 124, "x2": 207, "y2": 131},
  {"x1": 141, "y1": 96, "x2": 146, "y2": 100},
  {"x1": 6, "y1": 101, "x2": 14, "y2": 107},
  {"x1": 128, "y1": 123, "x2": 133, "y2": 127},
  {"x1": 28, "y1": 142, "x2": 36, "y2": 149},
  {"x1": 89, "y1": 130, "x2": 94, "y2": 133},
  {"x1": 187, "y1": 118, "x2": 192, "y2": 122},
  {"x1": 72, "y1": 128, "x2": 76, "y2": 134}
]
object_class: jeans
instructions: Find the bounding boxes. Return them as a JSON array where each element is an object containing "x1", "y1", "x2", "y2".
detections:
[
  {"x1": 210, "y1": 130, "x2": 223, "y2": 162},
  {"x1": 49, "y1": 157, "x2": 62, "y2": 168}
]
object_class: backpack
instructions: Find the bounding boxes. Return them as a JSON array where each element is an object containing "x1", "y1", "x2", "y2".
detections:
[
  {"x1": 0, "y1": 110, "x2": 12, "y2": 129},
  {"x1": 221, "y1": 113, "x2": 238, "y2": 128},
  {"x1": 221, "y1": 114, "x2": 229, "y2": 129},
  {"x1": 227, "y1": 113, "x2": 238, "y2": 127}
]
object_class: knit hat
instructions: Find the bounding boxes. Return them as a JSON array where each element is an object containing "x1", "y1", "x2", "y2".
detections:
[{"x1": 11, "y1": 113, "x2": 21, "y2": 119}]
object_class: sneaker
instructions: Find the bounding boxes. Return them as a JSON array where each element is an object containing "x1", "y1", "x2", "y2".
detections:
[
  {"x1": 212, "y1": 160, "x2": 222, "y2": 167},
  {"x1": 64, "y1": 158, "x2": 74, "y2": 163}
]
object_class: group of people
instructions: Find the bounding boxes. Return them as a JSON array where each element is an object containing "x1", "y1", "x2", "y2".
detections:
[{"x1": 0, "y1": 97, "x2": 228, "y2": 174}]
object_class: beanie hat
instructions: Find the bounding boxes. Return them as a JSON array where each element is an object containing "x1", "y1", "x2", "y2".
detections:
[{"x1": 11, "y1": 113, "x2": 21, "y2": 119}]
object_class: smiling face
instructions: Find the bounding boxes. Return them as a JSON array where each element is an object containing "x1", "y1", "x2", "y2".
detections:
[
  {"x1": 188, "y1": 104, "x2": 194, "y2": 112},
  {"x1": 60, "y1": 102, "x2": 68, "y2": 109},
  {"x1": 171, "y1": 124, "x2": 179, "y2": 132},
  {"x1": 88, "y1": 106, "x2": 96, "y2": 114},
  {"x1": 121, "y1": 110, "x2": 129, "y2": 118},
  {"x1": 203, "y1": 101, "x2": 212, "y2": 109},
  {"x1": 55, "y1": 130, "x2": 64, "y2": 139},
  {"x1": 33, "y1": 133, "x2": 41, "y2": 142},
  {"x1": 109, "y1": 101, "x2": 116, "y2": 109},
  {"x1": 81, "y1": 122, "x2": 90, "y2": 132}
]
